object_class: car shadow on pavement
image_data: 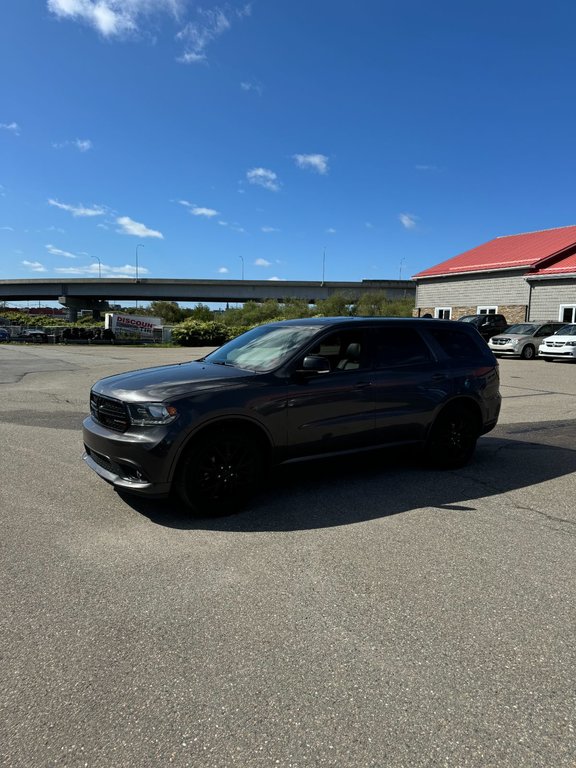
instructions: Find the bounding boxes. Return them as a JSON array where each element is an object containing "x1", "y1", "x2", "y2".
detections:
[{"x1": 120, "y1": 418, "x2": 576, "y2": 532}]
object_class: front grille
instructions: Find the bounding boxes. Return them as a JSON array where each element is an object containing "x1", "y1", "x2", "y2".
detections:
[
  {"x1": 90, "y1": 392, "x2": 130, "y2": 432},
  {"x1": 492, "y1": 338, "x2": 510, "y2": 345}
]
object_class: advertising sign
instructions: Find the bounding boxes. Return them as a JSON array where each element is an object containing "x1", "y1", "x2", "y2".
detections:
[{"x1": 105, "y1": 313, "x2": 162, "y2": 338}]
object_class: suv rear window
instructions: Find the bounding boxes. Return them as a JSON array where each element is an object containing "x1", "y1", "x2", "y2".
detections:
[{"x1": 427, "y1": 327, "x2": 485, "y2": 360}]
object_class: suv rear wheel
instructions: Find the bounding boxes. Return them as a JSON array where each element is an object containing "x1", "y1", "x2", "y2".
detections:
[
  {"x1": 174, "y1": 427, "x2": 265, "y2": 516},
  {"x1": 425, "y1": 403, "x2": 479, "y2": 469}
]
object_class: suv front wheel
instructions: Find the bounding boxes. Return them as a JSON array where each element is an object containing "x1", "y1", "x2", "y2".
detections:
[
  {"x1": 174, "y1": 427, "x2": 265, "y2": 516},
  {"x1": 520, "y1": 344, "x2": 536, "y2": 360}
]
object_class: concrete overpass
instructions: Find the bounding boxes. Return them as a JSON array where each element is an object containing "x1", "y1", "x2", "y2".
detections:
[{"x1": 0, "y1": 278, "x2": 415, "y2": 319}]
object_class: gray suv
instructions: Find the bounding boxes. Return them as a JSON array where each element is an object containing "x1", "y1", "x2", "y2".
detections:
[
  {"x1": 83, "y1": 318, "x2": 501, "y2": 515},
  {"x1": 489, "y1": 322, "x2": 565, "y2": 359}
]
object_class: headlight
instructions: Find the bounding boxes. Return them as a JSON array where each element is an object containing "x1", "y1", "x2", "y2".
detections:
[
  {"x1": 509, "y1": 339, "x2": 519, "y2": 346},
  {"x1": 566, "y1": 341, "x2": 576, "y2": 347},
  {"x1": 127, "y1": 403, "x2": 178, "y2": 426}
]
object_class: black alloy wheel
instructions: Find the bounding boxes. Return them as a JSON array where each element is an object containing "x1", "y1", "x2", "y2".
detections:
[
  {"x1": 425, "y1": 404, "x2": 479, "y2": 469},
  {"x1": 175, "y1": 428, "x2": 265, "y2": 516}
]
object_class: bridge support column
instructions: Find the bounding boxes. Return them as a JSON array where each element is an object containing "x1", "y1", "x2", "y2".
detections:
[{"x1": 58, "y1": 296, "x2": 109, "y2": 322}]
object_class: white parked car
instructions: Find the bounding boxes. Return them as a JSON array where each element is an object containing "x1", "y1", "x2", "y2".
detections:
[
  {"x1": 488, "y1": 322, "x2": 564, "y2": 360},
  {"x1": 538, "y1": 324, "x2": 576, "y2": 361}
]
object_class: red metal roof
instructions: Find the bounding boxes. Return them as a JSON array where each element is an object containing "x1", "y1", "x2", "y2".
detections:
[
  {"x1": 530, "y1": 251, "x2": 576, "y2": 276},
  {"x1": 413, "y1": 225, "x2": 576, "y2": 278}
]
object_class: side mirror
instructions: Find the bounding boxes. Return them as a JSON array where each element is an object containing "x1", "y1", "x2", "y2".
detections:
[{"x1": 299, "y1": 355, "x2": 331, "y2": 374}]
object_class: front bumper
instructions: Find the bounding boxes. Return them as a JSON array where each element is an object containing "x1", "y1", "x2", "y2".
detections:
[
  {"x1": 82, "y1": 416, "x2": 174, "y2": 497},
  {"x1": 489, "y1": 346, "x2": 520, "y2": 357},
  {"x1": 538, "y1": 348, "x2": 576, "y2": 359}
]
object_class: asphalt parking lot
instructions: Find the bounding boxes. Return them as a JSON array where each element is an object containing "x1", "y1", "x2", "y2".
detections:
[{"x1": 1, "y1": 344, "x2": 575, "y2": 768}]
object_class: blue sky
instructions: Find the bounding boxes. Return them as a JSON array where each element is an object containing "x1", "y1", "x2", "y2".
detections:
[{"x1": 2, "y1": 0, "x2": 576, "y2": 289}]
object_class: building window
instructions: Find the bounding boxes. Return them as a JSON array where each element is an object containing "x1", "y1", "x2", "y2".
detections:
[
  {"x1": 477, "y1": 306, "x2": 497, "y2": 315},
  {"x1": 560, "y1": 305, "x2": 576, "y2": 323},
  {"x1": 435, "y1": 307, "x2": 451, "y2": 319}
]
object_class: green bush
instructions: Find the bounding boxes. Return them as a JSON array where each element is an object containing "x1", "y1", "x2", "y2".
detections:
[{"x1": 171, "y1": 320, "x2": 254, "y2": 346}]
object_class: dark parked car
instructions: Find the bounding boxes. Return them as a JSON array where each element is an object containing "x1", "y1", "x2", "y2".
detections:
[
  {"x1": 17, "y1": 328, "x2": 47, "y2": 342},
  {"x1": 83, "y1": 318, "x2": 501, "y2": 515},
  {"x1": 458, "y1": 313, "x2": 508, "y2": 341},
  {"x1": 0, "y1": 327, "x2": 10, "y2": 342}
]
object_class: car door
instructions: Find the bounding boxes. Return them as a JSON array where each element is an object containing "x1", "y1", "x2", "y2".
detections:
[
  {"x1": 369, "y1": 325, "x2": 447, "y2": 445},
  {"x1": 284, "y1": 328, "x2": 376, "y2": 457}
]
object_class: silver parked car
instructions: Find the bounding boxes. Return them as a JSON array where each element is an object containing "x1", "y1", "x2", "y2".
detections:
[{"x1": 488, "y1": 322, "x2": 565, "y2": 360}]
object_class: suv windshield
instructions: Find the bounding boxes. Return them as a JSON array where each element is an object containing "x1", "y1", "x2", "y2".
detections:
[
  {"x1": 203, "y1": 324, "x2": 320, "y2": 372},
  {"x1": 505, "y1": 324, "x2": 537, "y2": 334},
  {"x1": 556, "y1": 324, "x2": 576, "y2": 336}
]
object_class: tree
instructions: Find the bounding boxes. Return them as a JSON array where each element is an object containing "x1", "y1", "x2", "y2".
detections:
[
  {"x1": 314, "y1": 293, "x2": 354, "y2": 317},
  {"x1": 149, "y1": 301, "x2": 186, "y2": 324}
]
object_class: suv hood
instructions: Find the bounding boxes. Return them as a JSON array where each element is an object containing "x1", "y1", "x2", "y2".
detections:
[
  {"x1": 541, "y1": 334, "x2": 575, "y2": 343},
  {"x1": 490, "y1": 333, "x2": 529, "y2": 341},
  {"x1": 92, "y1": 360, "x2": 258, "y2": 402}
]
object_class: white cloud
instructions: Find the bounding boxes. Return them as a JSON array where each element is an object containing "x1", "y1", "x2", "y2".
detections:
[
  {"x1": 178, "y1": 200, "x2": 219, "y2": 217},
  {"x1": 415, "y1": 164, "x2": 438, "y2": 171},
  {"x1": 53, "y1": 138, "x2": 93, "y2": 152},
  {"x1": 261, "y1": 226, "x2": 279, "y2": 233},
  {"x1": 268, "y1": 276, "x2": 284, "y2": 281},
  {"x1": 47, "y1": 0, "x2": 184, "y2": 38},
  {"x1": 116, "y1": 215, "x2": 164, "y2": 238},
  {"x1": 399, "y1": 212, "x2": 418, "y2": 230},
  {"x1": 1, "y1": 226, "x2": 14, "y2": 231},
  {"x1": 22, "y1": 260, "x2": 47, "y2": 272},
  {"x1": 0, "y1": 122, "x2": 20, "y2": 135},
  {"x1": 293, "y1": 153, "x2": 329, "y2": 175},
  {"x1": 326, "y1": 228, "x2": 336, "y2": 234},
  {"x1": 247, "y1": 167, "x2": 281, "y2": 192},
  {"x1": 178, "y1": 51, "x2": 207, "y2": 64},
  {"x1": 191, "y1": 206, "x2": 219, "y2": 217},
  {"x1": 55, "y1": 263, "x2": 150, "y2": 277},
  {"x1": 240, "y1": 80, "x2": 262, "y2": 95},
  {"x1": 218, "y1": 266, "x2": 229, "y2": 274},
  {"x1": 177, "y1": 5, "x2": 250, "y2": 64},
  {"x1": 254, "y1": 258, "x2": 271, "y2": 267},
  {"x1": 46, "y1": 243, "x2": 78, "y2": 258},
  {"x1": 48, "y1": 198, "x2": 105, "y2": 217}
]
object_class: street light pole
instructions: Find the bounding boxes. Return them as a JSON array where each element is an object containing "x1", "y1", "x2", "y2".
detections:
[
  {"x1": 238, "y1": 254, "x2": 244, "y2": 280},
  {"x1": 135, "y1": 243, "x2": 144, "y2": 283},
  {"x1": 95, "y1": 256, "x2": 102, "y2": 279}
]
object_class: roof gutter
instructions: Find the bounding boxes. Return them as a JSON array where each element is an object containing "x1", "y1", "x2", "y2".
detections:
[
  {"x1": 526, "y1": 272, "x2": 576, "y2": 281},
  {"x1": 413, "y1": 265, "x2": 530, "y2": 280}
]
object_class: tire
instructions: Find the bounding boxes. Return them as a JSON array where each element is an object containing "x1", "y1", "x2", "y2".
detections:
[
  {"x1": 174, "y1": 428, "x2": 265, "y2": 516},
  {"x1": 520, "y1": 344, "x2": 535, "y2": 360},
  {"x1": 425, "y1": 404, "x2": 479, "y2": 469}
]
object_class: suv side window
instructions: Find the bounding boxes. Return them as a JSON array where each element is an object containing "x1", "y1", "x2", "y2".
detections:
[
  {"x1": 373, "y1": 327, "x2": 432, "y2": 368},
  {"x1": 537, "y1": 324, "x2": 554, "y2": 336},
  {"x1": 307, "y1": 329, "x2": 369, "y2": 372},
  {"x1": 427, "y1": 327, "x2": 484, "y2": 360}
]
